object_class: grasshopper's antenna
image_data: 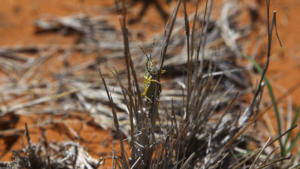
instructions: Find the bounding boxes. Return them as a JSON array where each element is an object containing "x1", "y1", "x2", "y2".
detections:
[{"x1": 139, "y1": 45, "x2": 151, "y2": 59}]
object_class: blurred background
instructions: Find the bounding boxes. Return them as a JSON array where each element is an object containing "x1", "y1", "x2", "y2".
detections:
[{"x1": 0, "y1": 0, "x2": 299, "y2": 167}]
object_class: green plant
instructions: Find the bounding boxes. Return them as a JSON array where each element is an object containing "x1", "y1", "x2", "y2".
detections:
[{"x1": 240, "y1": 0, "x2": 300, "y2": 159}]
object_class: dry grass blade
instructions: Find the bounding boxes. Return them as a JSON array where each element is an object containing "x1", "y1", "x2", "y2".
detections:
[
  {"x1": 158, "y1": 0, "x2": 182, "y2": 73},
  {"x1": 249, "y1": 137, "x2": 271, "y2": 169},
  {"x1": 115, "y1": 0, "x2": 137, "y2": 160},
  {"x1": 150, "y1": 0, "x2": 181, "y2": 127},
  {"x1": 183, "y1": 0, "x2": 192, "y2": 117},
  {"x1": 98, "y1": 69, "x2": 129, "y2": 169},
  {"x1": 256, "y1": 156, "x2": 291, "y2": 169},
  {"x1": 180, "y1": 152, "x2": 195, "y2": 169},
  {"x1": 190, "y1": 0, "x2": 200, "y2": 58},
  {"x1": 195, "y1": 0, "x2": 209, "y2": 62}
]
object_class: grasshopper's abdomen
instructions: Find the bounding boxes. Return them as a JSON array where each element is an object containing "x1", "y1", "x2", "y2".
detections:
[{"x1": 145, "y1": 73, "x2": 161, "y2": 102}]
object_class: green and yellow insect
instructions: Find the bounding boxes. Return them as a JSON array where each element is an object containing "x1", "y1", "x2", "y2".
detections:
[{"x1": 142, "y1": 56, "x2": 165, "y2": 102}]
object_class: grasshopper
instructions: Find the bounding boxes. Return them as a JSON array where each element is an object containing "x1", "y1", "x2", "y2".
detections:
[{"x1": 142, "y1": 55, "x2": 165, "y2": 102}]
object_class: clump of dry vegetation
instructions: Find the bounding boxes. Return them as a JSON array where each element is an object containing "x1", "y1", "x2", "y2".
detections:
[
  {"x1": 103, "y1": 0, "x2": 296, "y2": 168},
  {"x1": 0, "y1": 0, "x2": 298, "y2": 169}
]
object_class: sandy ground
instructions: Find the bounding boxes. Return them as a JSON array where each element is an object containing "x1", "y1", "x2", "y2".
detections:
[{"x1": 0, "y1": 0, "x2": 299, "y2": 167}]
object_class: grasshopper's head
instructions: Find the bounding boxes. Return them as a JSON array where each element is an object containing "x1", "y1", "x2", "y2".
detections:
[
  {"x1": 146, "y1": 55, "x2": 166, "y2": 76},
  {"x1": 146, "y1": 54, "x2": 155, "y2": 74}
]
